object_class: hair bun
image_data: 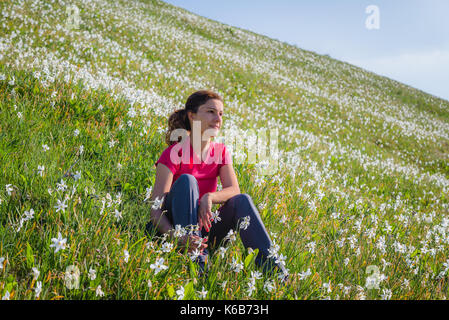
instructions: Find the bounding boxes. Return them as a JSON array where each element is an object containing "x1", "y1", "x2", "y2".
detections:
[{"x1": 177, "y1": 109, "x2": 187, "y2": 120}]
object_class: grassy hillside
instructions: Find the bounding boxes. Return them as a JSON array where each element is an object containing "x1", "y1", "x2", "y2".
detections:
[{"x1": 1, "y1": 0, "x2": 449, "y2": 299}]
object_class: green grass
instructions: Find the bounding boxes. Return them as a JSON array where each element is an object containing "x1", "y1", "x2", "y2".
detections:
[{"x1": 1, "y1": 0, "x2": 449, "y2": 300}]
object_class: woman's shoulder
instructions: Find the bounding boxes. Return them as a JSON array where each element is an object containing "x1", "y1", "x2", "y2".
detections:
[
  {"x1": 162, "y1": 142, "x2": 178, "y2": 150},
  {"x1": 155, "y1": 142, "x2": 182, "y2": 173},
  {"x1": 160, "y1": 141, "x2": 182, "y2": 153},
  {"x1": 158, "y1": 142, "x2": 184, "y2": 160}
]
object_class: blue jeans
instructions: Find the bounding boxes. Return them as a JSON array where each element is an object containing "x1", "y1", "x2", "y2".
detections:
[{"x1": 148, "y1": 174, "x2": 287, "y2": 275}]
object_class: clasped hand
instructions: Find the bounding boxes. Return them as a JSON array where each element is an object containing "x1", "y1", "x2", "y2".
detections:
[
  {"x1": 198, "y1": 192, "x2": 213, "y2": 232},
  {"x1": 177, "y1": 193, "x2": 213, "y2": 254}
]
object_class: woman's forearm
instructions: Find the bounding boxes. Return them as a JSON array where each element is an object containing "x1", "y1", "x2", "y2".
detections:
[
  {"x1": 150, "y1": 208, "x2": 173, "y2": 235},
  {"x1": 209, "y1": 186, "x2": 240, "y2": 204}
]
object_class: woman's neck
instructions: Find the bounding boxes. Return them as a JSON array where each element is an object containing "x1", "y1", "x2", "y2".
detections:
[{"x1": 189, "y1": 131, "x2": 211, "y2": 161}]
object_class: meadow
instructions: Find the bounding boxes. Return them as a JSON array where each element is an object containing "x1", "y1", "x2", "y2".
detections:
[{"x1": 1, "y1": 0, "x2": 449, "y2": 300}]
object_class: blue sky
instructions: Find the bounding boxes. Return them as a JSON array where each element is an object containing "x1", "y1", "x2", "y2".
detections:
[{"x1": 163, "y1": 0, "x2": 449, "y2": 101}]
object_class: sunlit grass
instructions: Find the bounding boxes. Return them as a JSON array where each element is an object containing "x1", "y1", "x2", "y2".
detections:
[{"x1": 1, "y1": 0, "x2": 449, "y2": 300}]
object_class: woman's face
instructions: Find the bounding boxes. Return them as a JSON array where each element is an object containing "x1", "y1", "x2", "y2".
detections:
[{"x1": 188, "y1": 99, "x2": 224, "y2": 138}]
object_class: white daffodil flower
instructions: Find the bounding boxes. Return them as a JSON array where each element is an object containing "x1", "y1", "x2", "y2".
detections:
[
  {"x1": 150, "y1": 257, "x2": 168, "y2": 275},
  {"x1": 54, "y1": 198, "x2": 68, "y2": 213},
  {"x1": 49, "y1": 232, "x2": 67, "y2": 253},
  {"x1": 96, "y1": 285, "x2": 105, "y2": 297},
  {"x1": 151, "y1": 196, "x2": 164, "y2": 210},
  {"x1": 88, "y1": 268, "x2": 96, "y2": 281},
  {"x1": 35, "y1": 281, "x2": 42, "y2": 299},
  {"x1": 32, "y1": 267, "x2": 40, "y2": 280},
  {"x1": 197, "y1": 286, "x2": 208, "y2": 299}
]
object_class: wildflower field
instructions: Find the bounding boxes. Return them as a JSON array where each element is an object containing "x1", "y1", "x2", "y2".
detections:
[{"x1": 1, "y1": 0, "x2": 449, "y2": 300}]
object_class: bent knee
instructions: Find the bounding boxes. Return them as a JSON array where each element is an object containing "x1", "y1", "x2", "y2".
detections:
[
  {"x1": 229, "y1": 193, "x2": 253, "y2": 206},
  {"x1": 177, "y1": 174, "x2": 198, "y2": 185}
]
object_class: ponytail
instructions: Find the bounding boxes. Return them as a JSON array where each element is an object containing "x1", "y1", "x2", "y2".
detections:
[{"x1": 165, "y1": 109, "x2": 190, "y2": 145}]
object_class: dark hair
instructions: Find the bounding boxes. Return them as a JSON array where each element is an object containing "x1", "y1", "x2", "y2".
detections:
[{"x1": 165, "y1": 90, "x2": 223, "y2": 145}]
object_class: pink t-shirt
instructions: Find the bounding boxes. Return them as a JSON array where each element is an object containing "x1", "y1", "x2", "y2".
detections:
[{"x1": 155, "y1": 138, "x2": 232, "y2": 200}]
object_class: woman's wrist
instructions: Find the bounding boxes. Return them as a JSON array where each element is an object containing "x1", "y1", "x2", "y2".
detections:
[{"x1": 205, "y1": 192, "x2": 214, "y2": 204}]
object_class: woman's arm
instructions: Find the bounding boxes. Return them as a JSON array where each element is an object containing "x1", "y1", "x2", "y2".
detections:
[
  {"x1": 198, "y1": 164, "x2": 240, "y2": 231},
  {"x1": 149, "y1": 163, "x2": 174, "y2": 235},
  {"x1": 211, "y1": 163, "x2": 240, "y2": 204}
]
